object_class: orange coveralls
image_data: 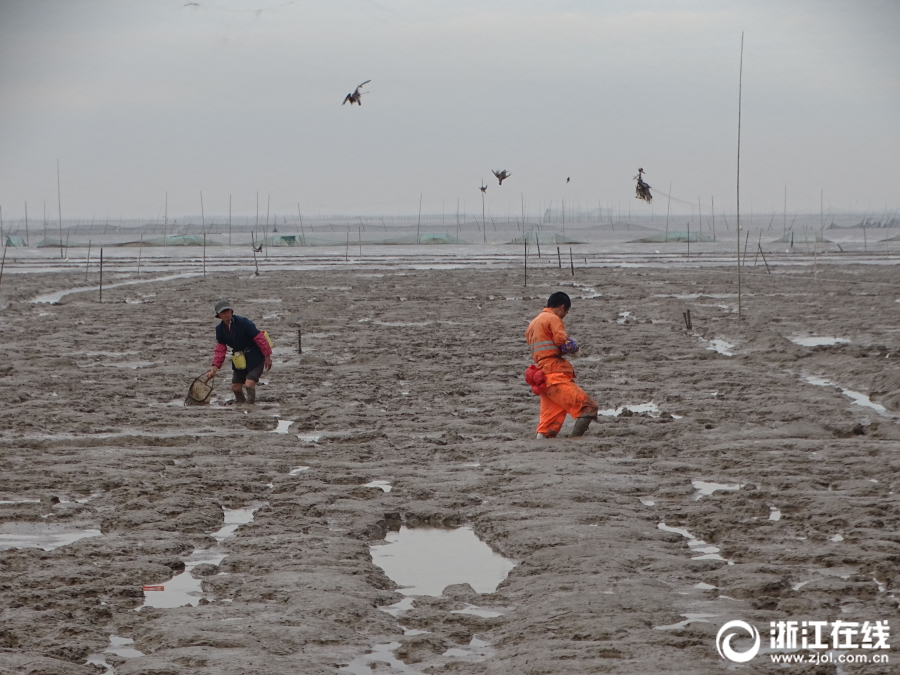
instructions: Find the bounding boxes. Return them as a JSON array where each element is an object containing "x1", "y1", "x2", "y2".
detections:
[{"x1": 525, "y1": 308, "x2": 598, "y2": 437}]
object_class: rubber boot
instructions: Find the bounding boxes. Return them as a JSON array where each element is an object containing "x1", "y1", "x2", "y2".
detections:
[
  {"x1": 234, "y1": 388, "x2": 246, "y2": 403},
  {"x1": 245, "y1": 387, "x2": 256, "y2": 405},
  {"x1": 570, "y1": 415, "x2": 593, "y2": 438}
]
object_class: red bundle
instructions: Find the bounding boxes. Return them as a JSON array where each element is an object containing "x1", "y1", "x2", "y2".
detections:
[{"x1": 524, "y1": 364, "x2": 548, "y2": 395}]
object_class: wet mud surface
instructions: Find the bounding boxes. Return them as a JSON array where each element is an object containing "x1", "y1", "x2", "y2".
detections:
[{"x1": 1, "y1": 262, "x2": 899, "y2": 674}]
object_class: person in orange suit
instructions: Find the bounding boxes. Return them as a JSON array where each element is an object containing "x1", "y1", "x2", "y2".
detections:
[{"x1": 525, "y1": 292, "x2": 598, "y2": 438}]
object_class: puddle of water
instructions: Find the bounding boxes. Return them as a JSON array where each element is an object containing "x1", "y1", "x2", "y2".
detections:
[
  {"x1": 658, "y1": 523, "x2": 733, "y2": 564},
  {"x1": 804, "y1": 376, "x2": 890, "y2": 416},
  {"x1": 697, "y1": 336, "x2": 734, "y2": 356},
  {"x1": 380, "y1": 596, "x2": 416, "y2": 618},
  {"x1": 694, "y1": 582, "x2": 716, "y2": 590},
  {"x1": 462, "y1": 463, "x2": 481, "y2": 468},
  {"x1": 598, "y1": 402, "x2": 679, "y2": 418},
  {"x1": 692, "y1": 480, "x2": 742, "y2": 500},
  {"x1": 373, "y1": 321, "x2": 432, "y2": 327},
  {"x1": 364, "y1": 480, "x2": 392, "y2": 493},
  {"x1": 616, "y1": 311, "x2": 631, "y2": 324},
  {"x1": 0, "y1": 524, "x2": 101, "y2": 551},
  {"x1": 789, "y1": 336, "x2": 850, "y2": 347},
  {"x1": 340, "y1": 642, "x2": 424, "y2": 675},
  {"x1": 371, "y1": 526, "x2": 516, "y2": 596},
  {"x1": 769, "y1": 507, "x2": 782, "y2": 521},
  {"x1": 831, "y1": 533, "x2": 844, "y2": 543},
  {"x1": 0, "y1": 499, "x2": 41, "y2": 505},
  {"x1": 639, "y1": 497, "x2": 656, "y2": 506},
  {"x1": 272, "y1": 420, "x2": 295, "y2": 434},
  {"x1": 654, "y1": 613, "x2": 719, "y2": 630},
  {"x1": 211, "y1": 505, "x2": 261, "y2": 543},
  {"x1": 141, "y1": 504, "x2": 263, "y2": 609},
  {"x1": 289, "y1": 466, "x2": 310, "y2": 476},
  {"x1": 441, "y1": 636, "x2": 494, "y2": 661},
  {"x1": 29, "y1": 272, "x2": 201, "y2": 304},
  {"x1": 450, "y1": 604, "x2": 507, "y2": 618},
  {"x1": 106, "y1": 635, "x2": 144, "y2": 658},
  {"x1": 296, "y1": 433, "x2": 322, "y2": 443},
  {"x1": 100, "y1": 361, "x2": 155, "y2": 369}
]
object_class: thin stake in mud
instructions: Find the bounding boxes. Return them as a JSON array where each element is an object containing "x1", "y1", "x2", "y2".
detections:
[
  {"x1": 757, "y1": 243, "x2": 771, "y2": 273},
  {"x1": 137, "y1": 234, "x2": 143, "y2": 275},
  {"x1": 57, "y1": 159, "x2": 64, "y2": 259},
  {"x1": 736, "y1": 32, "x2": 744, "y2": 319},
  {"x1": 24, "y1": 201, "x2": 29, "y2": 246},
  {"x1": 85, "y1": 240, "x2": 92, "y2": 281},
  {"x1": 0, "y1": 240, "x2": 7, "y2": 290},
  {"x1": 683, "y1": 309, "x2": 692, "y2": 330},
  {"x1": 99, "y1": 249, "x2": 103, "y2": 302},
  {"x1": 557, "y1": 246, "x2": 561, "y2": 269},
  {"x1": 569, "y1": 247, "x2": 574, "y2": 276},
  {"x1": 524, "y1": 236, "x2": 527, "y2": 287}
]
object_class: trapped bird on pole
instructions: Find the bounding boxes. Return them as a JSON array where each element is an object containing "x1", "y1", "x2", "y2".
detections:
[{"x1": 634, "y1": 168, "x2": 652, "y2": 203}]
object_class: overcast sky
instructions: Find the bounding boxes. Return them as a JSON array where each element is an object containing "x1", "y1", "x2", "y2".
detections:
[{"x1": 1, "y1": 0, "x2": 898, "y2": 221}]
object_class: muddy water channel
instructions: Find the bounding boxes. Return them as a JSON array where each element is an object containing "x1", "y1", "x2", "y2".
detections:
[{"x1": 1, "y1": 264, "x2": 899, "y2": 674}]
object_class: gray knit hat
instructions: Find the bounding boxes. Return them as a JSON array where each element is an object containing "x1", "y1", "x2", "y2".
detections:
[{"x1": 214, "y1": 299, "x2": 233, "y2": 317}]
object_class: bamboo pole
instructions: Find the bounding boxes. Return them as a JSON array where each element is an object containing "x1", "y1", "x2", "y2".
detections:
[
  {"x1": 736, "y1": 32, "x2": 744, "y2": 319},
  {"x1": 24, "y1": 201, "x2": 29, "y2": 246},
  {"x1": 417, "y1": 194, "x2": 422, "y2": 244},
  {"x1": 0, "y1": 240, "x2": 7, "y2": 290},
  {"x1": 229, "y1": 194, "x2": 232, "y2": 246},
  {"x1": 569, "y1": 247, "x2": 574, "y2": 276},
  {"x1": 524, "y1": 237, "x2": 527, "y2": 287},
  {"x1": 557, "y1": 246, "x2": 561, "y2": 268},
  {"x1": 85, "y1": 240, "x2": 92, "y2": 281},
  {"x1": 57, "y1": 160, "x2": 64, "y2": 259},
  {"x1": 137, "y1": 234, "x2": 143, "y2": 275},
  {"x1": 99, "y1": 249, "x2": 103, "y2": 302}
]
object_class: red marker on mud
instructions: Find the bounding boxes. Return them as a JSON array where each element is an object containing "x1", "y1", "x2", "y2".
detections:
[{"x1": 142, "y1": 585, "x2": 164, "y2": 591}]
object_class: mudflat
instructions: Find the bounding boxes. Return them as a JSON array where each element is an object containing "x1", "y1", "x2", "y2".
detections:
[{"x1": 1, "y1": 262, "x2": 898, "y2": 674}]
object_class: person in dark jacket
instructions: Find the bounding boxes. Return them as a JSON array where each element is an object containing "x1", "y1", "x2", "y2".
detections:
[{"x1": 204, "y1": 299, "x2": 272, "y2": 404}]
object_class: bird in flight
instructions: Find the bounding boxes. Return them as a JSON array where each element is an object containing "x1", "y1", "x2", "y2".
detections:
[
  {"x1": 479, "y1": 183, "x2": 488, "y2": 193},
  {"x1": 343, "y1": 80, "x2": 371, "y2": 106},
  {"x1": 492, "y1": 169, "x2": 511, "y2": 185},
  {"x1": 566, "y1": 177, "x2": 570, "y2": 183}
]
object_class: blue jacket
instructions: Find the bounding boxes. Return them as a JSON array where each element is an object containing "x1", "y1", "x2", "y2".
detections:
[{"x1": 216, "y1": 315, "x2": 265, "y2": 370}]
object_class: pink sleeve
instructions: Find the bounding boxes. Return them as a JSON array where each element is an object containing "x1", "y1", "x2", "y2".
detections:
[
  {"x1": 253, "y1": 331, "x2": 272, "y2": 357},
  {"x1": 213, "y1": 343, "x2": 227, "y2": 368}
]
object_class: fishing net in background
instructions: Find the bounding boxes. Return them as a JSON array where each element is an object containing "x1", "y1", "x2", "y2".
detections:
[
  {"x1": 634, "y1": 168, "x2": 652, "y2": 203},
  {"x1": 185, "y1": 376, "x2": 214, "y2": 406}
]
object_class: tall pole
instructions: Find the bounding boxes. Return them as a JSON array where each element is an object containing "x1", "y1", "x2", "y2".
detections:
[
  {"x1": 783, "y1": 185, "x2": 787, "y2": 237},
  {"x1": 665, "y1": 182, "x2": 672, "y2": 239},
  {"x1": 481, "y1": 191, "x2": 486, "y2": 244},
  {"x1": 229, "y1": 194, "x2": 232, "y2": 246},
  {"x1": 417, "y1": 193, "x2": 422, "y2": 244},
  {"x1": 57, "y1": 159, "x2": 64, "y2": 259},
  {"x1": 711, "y1": 196, "x2": 716, "y2": 241},
  {"x1": 736, "y1": 32, "x2": 744, "y2": 319},
  {"x1": 164, "y1": 191, "x2": 168, "y2": 240},
  {"x1": 24, "y1": 201, "x2": 29, "y2": 246}
]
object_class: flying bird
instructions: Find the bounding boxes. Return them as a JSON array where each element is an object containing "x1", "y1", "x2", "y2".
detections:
[
  {"x1": 634, "y1": 168, "x2": 652, "y2": 203},
  {"x1": 492, "y1": 169, "x2": 511, "y2": 185},
  {"x1": 343, "y1": 80, "x2": 371, "y2": 106},
  {"x1": 566, "y1": 177, "x2": 570, "y2": 183},
  {"x1": 479, "y1": 183, "x2": 488, "y2": 193}
]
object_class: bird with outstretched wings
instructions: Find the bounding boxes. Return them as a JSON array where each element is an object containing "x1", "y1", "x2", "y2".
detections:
[
  {"x1": 343, "y1": 80, "x2": 371, "y2": 106},
  {"x1": 479, "y1": 183, "x2": 488, "y2": 193},
  {"x1": 492, "y1": 169, "x2": 511, "y2": 185}
]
